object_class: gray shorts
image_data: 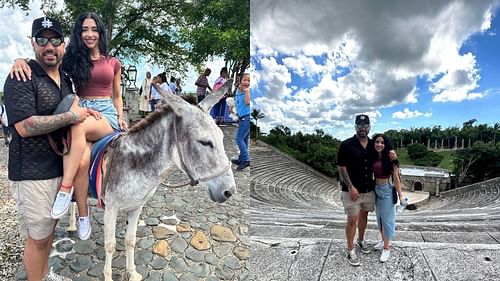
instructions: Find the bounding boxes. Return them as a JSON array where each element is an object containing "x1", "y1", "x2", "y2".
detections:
[
  {"x1": 10, "y1": 177, "x2": 62, "y2": 240},
  {"x1": 341, "y1": 191, "x2": 375, "y2": 216}
]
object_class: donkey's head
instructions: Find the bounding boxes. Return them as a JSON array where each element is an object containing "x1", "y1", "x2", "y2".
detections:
[{"x1": 153, "y1": 80, "x2": 236, "y2": 203}]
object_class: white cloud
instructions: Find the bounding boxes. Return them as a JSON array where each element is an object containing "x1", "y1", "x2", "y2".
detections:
[
  {"x1": 282, "y1": 55, "x2": 324, "y2": 78},
  {"x1": 258, "y1": 57, "x2": 292, "y2": 99},
  {"x1": 251, "y1": 0, "x2": 498, "y2": 134},
  {"x1": 392, "y1": 108, "x2": 433, "y2": 119}
]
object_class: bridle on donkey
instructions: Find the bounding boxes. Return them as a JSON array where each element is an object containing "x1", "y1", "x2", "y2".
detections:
[{"x1": 164, "y1": 114, "x2": 231, "y2": 188}]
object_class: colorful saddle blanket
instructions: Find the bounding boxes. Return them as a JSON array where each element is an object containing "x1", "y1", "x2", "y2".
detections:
[{"x1": 89, "y1": 132, "x2": 123, "y2": 208}]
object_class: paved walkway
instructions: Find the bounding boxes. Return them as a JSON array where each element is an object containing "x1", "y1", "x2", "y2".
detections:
[{"x1": 12, "y1": 124, "x2": 249, "y2": 281}]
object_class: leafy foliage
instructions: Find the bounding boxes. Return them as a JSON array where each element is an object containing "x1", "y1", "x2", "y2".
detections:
[
  {"x1": 407, "y1": 143, "x2": 428, "y2": 160},
  {"x1": 261, "y1": 126, "x2": 341, "y2": 178},
  {"x1": 3, "y1": 0, "x2": 250, "y2": 77},
  {"x1": 453, "y1": 142, "x2": 500, "y2": 185},
  {"x1": 406, "y1": 143, "x2": 443, "y2": 167}
]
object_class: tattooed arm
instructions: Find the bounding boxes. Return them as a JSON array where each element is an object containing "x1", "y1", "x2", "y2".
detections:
[
  {"x1": 15, "y1": 111, "x2": 77, "y2": 137},
  {"x1": 338, "y1": 165, "x2": 359, "y2": 201}
]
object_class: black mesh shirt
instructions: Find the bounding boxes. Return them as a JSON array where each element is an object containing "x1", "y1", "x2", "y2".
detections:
[
  {"x1": 337, "y1": 135, "x2": 375, "y2": 193},
  {"x1": 4, "y1": 60, "x2": 73, "y2": 181}
]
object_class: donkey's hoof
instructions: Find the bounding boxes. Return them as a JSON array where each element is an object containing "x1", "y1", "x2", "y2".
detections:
[{"x1": 129, "y1": 271, "x2": 142, "y2": 281}]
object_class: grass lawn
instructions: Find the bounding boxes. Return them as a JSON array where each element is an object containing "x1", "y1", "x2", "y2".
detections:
[{"x1": 396, "y1": 148, "x2": 455, "y2": 171}]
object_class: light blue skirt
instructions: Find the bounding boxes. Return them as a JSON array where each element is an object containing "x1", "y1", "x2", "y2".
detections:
[
  {"x1": 375, "y1": 183, "x2": 396, "y2": 240},
  {"x1": 80, "y1": 98, "x2": 120, "y2": 131}
]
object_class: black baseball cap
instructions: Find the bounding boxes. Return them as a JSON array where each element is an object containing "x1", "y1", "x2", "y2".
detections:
[
  {"x1": 32, "y1": 17, "x2": 64, "y2": 38},
  {"x1": 355, "y1": 114, "x2": 370, "y2": 125}
]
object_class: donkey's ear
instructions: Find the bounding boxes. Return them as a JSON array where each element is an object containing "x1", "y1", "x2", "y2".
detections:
[
  {"x1": 198, "y1": 79, "x2": 233, "y2": 113},
  {"x1": 151, "y1": 83, "x2": 185, "y2": 116}
]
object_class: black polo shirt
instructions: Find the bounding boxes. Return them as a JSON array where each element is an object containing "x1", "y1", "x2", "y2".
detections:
[
  {"x1": 337, "y1": 135, "x2": 374, "y2": 193},
  {"x1": 4, "y1": 60, "x2": 73, "y2": 181}
]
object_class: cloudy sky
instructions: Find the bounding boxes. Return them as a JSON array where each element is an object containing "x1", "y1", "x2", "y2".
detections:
[
  {"x1": 251, "y1": 0, "x2": 500, "y2": 140},
  {"x1": 0, "y1": 1, "x2": 224, "y2": 93}
]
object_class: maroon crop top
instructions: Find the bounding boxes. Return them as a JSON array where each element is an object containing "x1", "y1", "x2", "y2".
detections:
[
  {"x1": 373, "y1": 159, "x2": 390, "y2": 179},
  {"x1": 77, "y1": 56, "x2": 121, "y2": 98}
]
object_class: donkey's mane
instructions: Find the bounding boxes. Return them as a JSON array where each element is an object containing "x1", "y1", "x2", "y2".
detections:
[{"x1": 128, "y1": 104, "x2": 171, "y2": 134}]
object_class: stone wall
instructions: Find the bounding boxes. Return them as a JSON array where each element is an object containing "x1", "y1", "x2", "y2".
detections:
[
  {"x1": 400, "y1": 165, "x2": 451, "y2": 196},
  {"x1": 440, "y1": 177, "x2": 500, "y2": 198}
]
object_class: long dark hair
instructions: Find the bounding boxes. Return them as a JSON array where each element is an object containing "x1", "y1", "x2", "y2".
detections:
[
  {"x1": 371, "y1": 133, "x2": 398, "y2": 176},
  {"x1": 62, "y1": 12, "x2": 108, "y2": 90}
]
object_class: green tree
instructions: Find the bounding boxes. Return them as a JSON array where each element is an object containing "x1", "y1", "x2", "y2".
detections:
[
  {"x1": 453, "y1": 142, "x2": 500, "y2": 185},
  {"x1": 178, "y1": 0, "x2": 250, "y2": 78},
  {"x1": 2, "y1": 0, "x2": 249, "y2": 77},
  {"x1": 407, "y1": 143, "x2": 428, "y2": 160},
  {"x1": 251, "y1": 108, "x2": 265, "y2": 139}
]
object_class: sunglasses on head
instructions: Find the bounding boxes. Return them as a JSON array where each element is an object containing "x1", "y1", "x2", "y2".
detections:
[{"x1": 35, "y1": 37, "x2": 64, "y2": 47}]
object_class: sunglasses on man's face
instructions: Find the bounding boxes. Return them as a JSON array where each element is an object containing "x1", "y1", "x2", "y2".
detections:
[
  {"x1": 356, "y1": 124, "x2": 370, "y2": 129},
  {"x1": 35, "y1": 37, "x2": 64, "y2": 47}
]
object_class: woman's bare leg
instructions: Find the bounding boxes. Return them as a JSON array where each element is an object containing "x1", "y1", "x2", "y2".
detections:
[
  {"x1": 73, "y1": 142, "x2": 92, "y2": 217},
  {"x1": 52, "y1": 116, "x2": 114, "y2": 219}
]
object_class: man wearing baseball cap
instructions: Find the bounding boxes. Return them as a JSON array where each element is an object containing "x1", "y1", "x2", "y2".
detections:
[{"x1": 4, "y1": 16, "x2": 88, "y2": 281}]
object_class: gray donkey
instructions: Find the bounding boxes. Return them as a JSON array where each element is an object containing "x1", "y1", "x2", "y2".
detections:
[{"x1": 87, "y1": 80, "x2": 237, "y2": 281}]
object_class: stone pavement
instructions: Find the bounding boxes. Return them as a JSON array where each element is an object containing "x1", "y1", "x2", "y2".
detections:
[
  {"x1": 12, "y1": 124, "x2": 250, "y2": 281},
  {"x1": 251, "y1": 237, "x2": 500, "y2": 281},
  {"x1": 249, "y1": 141, "x2": 500, "y2": 281}
]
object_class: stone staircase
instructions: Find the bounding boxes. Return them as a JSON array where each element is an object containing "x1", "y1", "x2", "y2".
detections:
[{"x1": 250, "y1": 141, "x2": 500, "y2": 245}]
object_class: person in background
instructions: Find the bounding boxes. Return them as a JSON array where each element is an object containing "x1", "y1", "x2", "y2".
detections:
[
  {"x1": 149, "y1": 72, "x2": 172, "y2": 111},
  {"x1": 231, "y1": 73, "x2": 251, "y2": 171},
  {"x1": 211, "y1": 67, "x2": 229, "y2": 125},
  {"x1": 175, "y1": 78, "x2": 182, "y2": 96},
  {"x1": 195, "y1": 68, "x2": 212, "y2": 103},
  {"x1": 0, "y1": 99, "x2": 11, "y2": 146},
  {"x1": 169, "y1": 75, "x2": 177, "y2": 93},
  {"x1": 138, "y1": 71, "x2": 152, "y2": 117}
]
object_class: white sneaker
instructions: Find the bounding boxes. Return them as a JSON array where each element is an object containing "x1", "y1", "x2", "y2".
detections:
[
  {"x1": 51, "y1": 187, "x2": 74, "y2": 219},
  {"x1": 346, "y1": 249, "x2": 360, "y2": 266},
  {"x1": 78, "y1": 212, "x2": 91, "y2": 240},
  {"x1": 43, "y1": 267, "x2": 71, "y2": 281},
  {"x1": 374, "y1": 240, "x2": 384, "y2": 251},
  {"x1": 380, "y1": 249, "x2": 391, "y2": 262}
]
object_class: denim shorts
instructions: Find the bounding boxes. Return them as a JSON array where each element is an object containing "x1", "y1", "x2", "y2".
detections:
[{"x1": 80, "y1": 98, "x2": 120, "y2": 131}]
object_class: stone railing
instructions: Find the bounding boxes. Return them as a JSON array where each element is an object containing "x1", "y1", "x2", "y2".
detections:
[{"x1": 440, "y1": 177, "x2": 500, "y2": 198}]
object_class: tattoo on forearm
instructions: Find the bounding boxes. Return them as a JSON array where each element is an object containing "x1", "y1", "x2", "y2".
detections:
[
  {"x1": 338, "y1": 168, "x2": 353, "y2": 191},
  {"x1": 22, "y1": 112, "x2": 73, "y2": 136}
]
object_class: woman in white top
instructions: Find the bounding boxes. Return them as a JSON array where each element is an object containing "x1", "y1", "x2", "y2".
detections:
[{"x1": 139, "y1": 71, "x2": 152, "y2": 116}]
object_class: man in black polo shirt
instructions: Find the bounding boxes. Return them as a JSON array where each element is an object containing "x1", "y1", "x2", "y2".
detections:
[
  {"x1": 4, "y1": 17, "x2": 90, "y2": 281},
  {"x1": 337, "y1": 114, "x2": 375, "y2": 266}
]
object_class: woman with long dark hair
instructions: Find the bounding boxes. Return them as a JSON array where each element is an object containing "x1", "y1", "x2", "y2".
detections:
[
  {"x1": 11, "y1": 12, "x2": 127, "y2": 240},
  {"x1": 369, "y1": 133, "x2": 403, "y2": 262}
]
